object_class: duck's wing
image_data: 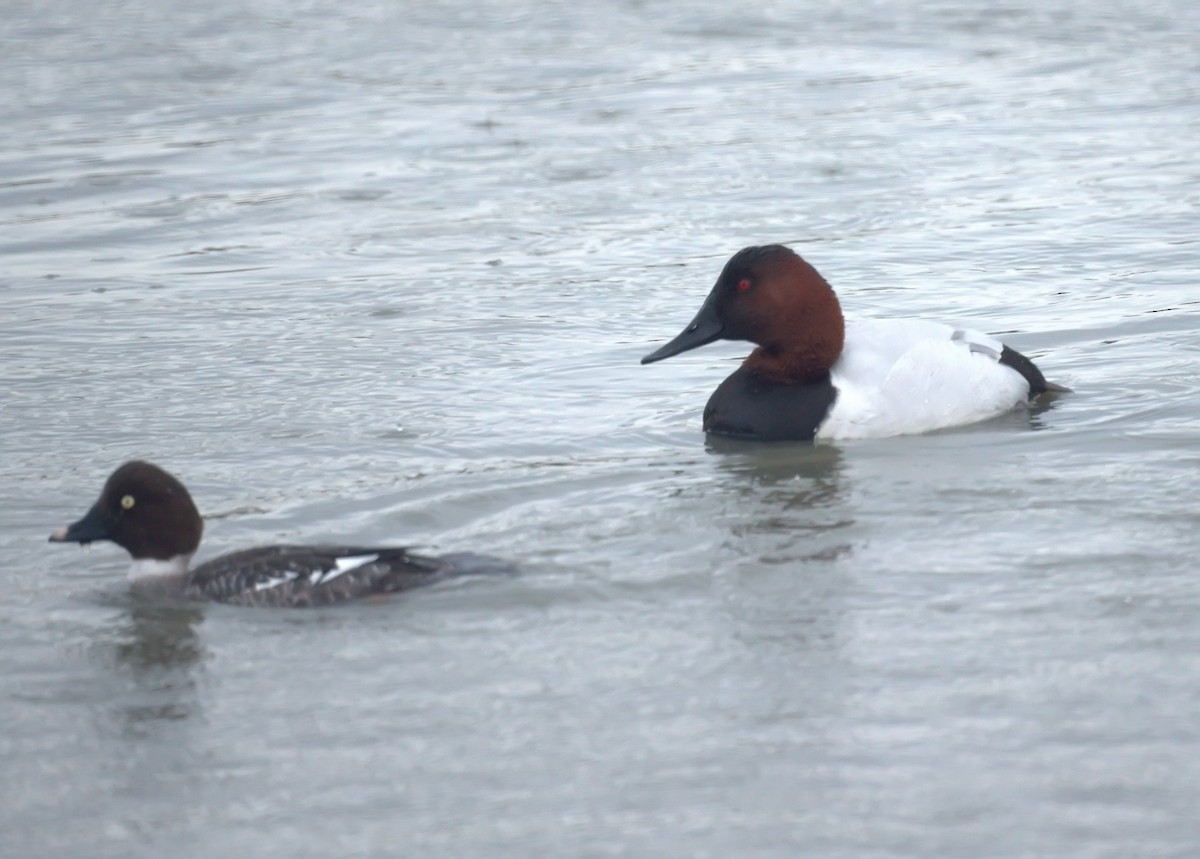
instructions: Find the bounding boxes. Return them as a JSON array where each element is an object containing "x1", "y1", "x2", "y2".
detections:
[{"x1": 183, "y1": 545, "x2": 454, "y2": 607}]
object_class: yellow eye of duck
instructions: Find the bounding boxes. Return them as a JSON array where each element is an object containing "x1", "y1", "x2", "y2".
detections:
[{"x1": 120, "y1": 495, "x2": 136, "y2": 510}]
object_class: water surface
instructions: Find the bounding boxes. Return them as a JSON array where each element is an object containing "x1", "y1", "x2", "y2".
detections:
[{"x1": 4, "y1": 1, "x2": 1200, "y2": 856}]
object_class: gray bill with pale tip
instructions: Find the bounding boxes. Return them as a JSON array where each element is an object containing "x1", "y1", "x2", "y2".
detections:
[{"x1": 48, "y1": 502, "x2": 110, "y2": 545}]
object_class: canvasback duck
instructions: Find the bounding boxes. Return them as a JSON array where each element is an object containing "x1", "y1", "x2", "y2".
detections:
[
  {"x1": 49, "y1": 460, "x2": 508, "y2": 607},
  {"x1": 641, "y1": 244, "x2": 1068, "y2": 441}
]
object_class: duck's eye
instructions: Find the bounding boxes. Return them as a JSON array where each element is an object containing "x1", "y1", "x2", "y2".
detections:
[
  {"x1": 120, "y1": 495, "x2": 136, "y2": 510},
  {"x1": 737, "y1": 278, "x2": 752, "y2": 293}
]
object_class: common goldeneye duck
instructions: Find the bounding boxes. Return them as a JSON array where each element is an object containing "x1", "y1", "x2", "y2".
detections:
[
  {"x1": 641, "y1": 244, "x2": 1069, "y2": 442},
  {"x1": 49, "y1": 460, "x2": 505, "y2": 607}
]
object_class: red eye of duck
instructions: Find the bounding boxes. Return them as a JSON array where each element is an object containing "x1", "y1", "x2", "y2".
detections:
[{"x1": 737, "y1": 278, "x2": 751, "y2": 292}]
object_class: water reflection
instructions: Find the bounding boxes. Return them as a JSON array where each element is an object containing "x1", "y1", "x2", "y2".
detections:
[
  {"x1": 706, "y1": 439, "x2": 853, "y2": 559},
  {"x1": 705, "y1": 437, "x2": 847, "y2": 507},
  {"x1": 113, "y1": 594, "x2": 206, "y2": 673},
  {"x1": 703, "y1": 439, "x2": 856, "y2": 646},
  {"x1": 90, "y1": 593, "x2": 207, "y2": 735},
  {"x1": 703, "y1": 440, "x2": 856, "y2": 727}
]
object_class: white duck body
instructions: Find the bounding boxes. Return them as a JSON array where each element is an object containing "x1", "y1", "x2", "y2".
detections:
[{"x1": 816, "y1": 318, "x2": 1033, "y2": 440}]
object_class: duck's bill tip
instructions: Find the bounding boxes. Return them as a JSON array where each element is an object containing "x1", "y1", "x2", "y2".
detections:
[
  {"x1": 640, "y1": 325, "x2": 724, "y2": 364},
  {"x1": 48, "y1": 505, "x2": 109, "y2": 545},
  {"x1": 640, "y1": 299, "x2": 725, "y2": 365},
  {"x1": 640, "y1": 346, "x2": 673, "y2": 365}
]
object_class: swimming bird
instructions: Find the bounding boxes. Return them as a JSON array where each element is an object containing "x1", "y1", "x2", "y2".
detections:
[
  {"x1": 49, "y1": 460, "x2": 505, "y2": 607},
  {"x1": 641, "y1": 244, "x2": 1068, "y2": 441}
]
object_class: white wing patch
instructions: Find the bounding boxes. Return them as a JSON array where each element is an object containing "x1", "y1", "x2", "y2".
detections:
[
  {"x1": 309, "y1": 553, "x2": 380, "y2": 586},
  {"x1": 254, "y1": 571, "x2": 300, "y2": 592},
  {"x1": 252, "y1": 554, "x2": 381, "y2": 592}
]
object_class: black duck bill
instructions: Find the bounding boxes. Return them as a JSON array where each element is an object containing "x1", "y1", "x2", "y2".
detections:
[{"x1": 640, "y1": 291, "x2": 724, "y2": 364}]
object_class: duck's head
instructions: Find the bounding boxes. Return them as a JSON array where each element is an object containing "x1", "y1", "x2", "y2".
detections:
[
  {"x1": 641, "y1": 244, "x2": 845, "y2": 382},
  {"x1": 50, "y1": 461, "x2": 203, "y2": 569}
]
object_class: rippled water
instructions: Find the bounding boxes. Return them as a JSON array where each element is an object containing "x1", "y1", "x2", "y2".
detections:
[{"x1": 4, "y1": 0, "x2": 1200, "y2": 856}]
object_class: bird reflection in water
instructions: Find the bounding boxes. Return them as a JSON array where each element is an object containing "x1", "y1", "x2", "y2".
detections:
[
  {"x1": 96, "y1": 591, "x2": 207, "y2": 733},
  {"x1": 707, "y1": 438, "x2": 853, "y2": 559}
]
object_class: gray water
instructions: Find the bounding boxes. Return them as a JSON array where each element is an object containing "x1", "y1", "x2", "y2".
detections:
[{"x1": 4, "y1": 0, "x2": 1200, "y2": 856}]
